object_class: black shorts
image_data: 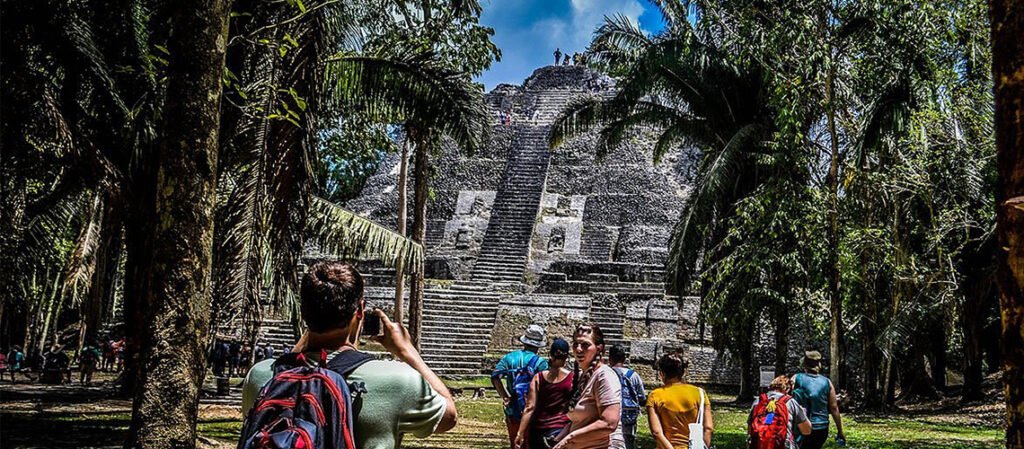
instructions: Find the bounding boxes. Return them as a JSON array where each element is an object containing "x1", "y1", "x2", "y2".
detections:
[{"x1": 798, "y1": 428, "x2": 829, "y2": 449}]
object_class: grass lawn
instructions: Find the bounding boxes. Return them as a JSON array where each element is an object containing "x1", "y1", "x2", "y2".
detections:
[
  {"x1": 405, "y1": 393, "x2": 1002, "y2": 449},
  {"x1": 0, "y1": 380, "x2": 1003, "y2": 449}
]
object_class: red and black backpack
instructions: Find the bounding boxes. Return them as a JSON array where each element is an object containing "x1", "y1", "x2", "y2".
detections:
[
  {"x1": 749, "y1": 393, "x2": 792, "y2": 449},
  {"x1": 238, "y1": 350, "x2": 373, "y2": 449}
]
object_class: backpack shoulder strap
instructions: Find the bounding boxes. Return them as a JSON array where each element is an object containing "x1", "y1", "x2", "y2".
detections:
[
  {"x1": 526, "y1": 353, "x2": 540, "y2": 370},
  {"x1": 326, "y1": 350, "x2": 375, "y2": 376},
  {"x1": 270, "y1": 352, "x2": 305, "y2": 373},
  {"x1": 618, "y1": 368, "x2": 638, "y2": 401}
]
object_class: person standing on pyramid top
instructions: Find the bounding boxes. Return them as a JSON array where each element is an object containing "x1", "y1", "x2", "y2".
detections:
[
  {"x1": 554, "y1": 48, "x2": 562, "y2": 65},
  {"x1": 493, "y1": 324, "x2": 550, "y2": 449}
]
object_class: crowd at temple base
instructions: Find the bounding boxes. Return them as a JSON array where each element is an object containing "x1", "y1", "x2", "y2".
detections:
[
  {"x1": 234, "y1": 262, "x2": 846, "y2": 449},
  {"x1": 0, "y1": 261, "x2": 847, "y2": 449}
]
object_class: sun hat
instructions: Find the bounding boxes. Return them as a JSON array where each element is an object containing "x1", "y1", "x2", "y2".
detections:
[
  {"x1": 520, "y1": 324, "x2": 547, "y2": 348},
  {"x1": 802, "y1": 350, "x2": 823, "y2": 368}
]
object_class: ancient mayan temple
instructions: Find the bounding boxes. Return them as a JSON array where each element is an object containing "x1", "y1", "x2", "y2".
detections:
[{"x1": 346, "y1": 65, "x2": 739, "y2": 382}]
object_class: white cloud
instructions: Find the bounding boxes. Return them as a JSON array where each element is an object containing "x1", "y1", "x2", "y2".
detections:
[
  {"x1": 477, "y1": 0, "x2": 651, "y2": 89},
  {"x1": 568, "y1": 0, "x2": 646, "y2": 49}
]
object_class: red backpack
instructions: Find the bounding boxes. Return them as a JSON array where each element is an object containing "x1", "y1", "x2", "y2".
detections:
[{"x1": 749, "y1": 393, "x2": 792, "y2": 449}]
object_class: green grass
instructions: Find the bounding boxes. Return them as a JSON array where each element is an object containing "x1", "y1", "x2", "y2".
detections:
[
  {"x1": 1, "y1": 389, "x2": 1002, "y2": 449},
  {"x1": 410, "y1": 396, "x2": 1002, "y2": 449},
  {"x1": 445, "y1": 376, "x2": 496, "y2": 389}
]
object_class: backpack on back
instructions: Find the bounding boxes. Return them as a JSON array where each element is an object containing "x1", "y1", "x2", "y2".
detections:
[
  {"x1": 749, "y1": 393, "x2": 792, "y2": 449},
  {"x1": 238, "y1": 350, "x2": 372, "y2": 449},
  {"x1": 505, "y1": 354, "x2": 541, "y2": 420},
  {"x1": 616, "y1": 368, "x2": 641, "y2": 425}
]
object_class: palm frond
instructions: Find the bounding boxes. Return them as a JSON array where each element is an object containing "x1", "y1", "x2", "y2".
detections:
[
  {"x1": 548, "y1": 96, "x2": 606, "y2": 149},
  {"x1": 668, "y1": 123, "x2": 765, "y2": 293},
  {"x1": 308, "y1": 196, "x2": 424, "y2": 273},
  {"x1": 586, "y1": 14, "x2": 652, "y2": 71},
  {"x1": 325, "y1": 50, "x2": 489, "y2": 153}
]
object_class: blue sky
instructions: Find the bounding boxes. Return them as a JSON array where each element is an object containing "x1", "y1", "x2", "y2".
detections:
[{"x1": 476, "y1": 0, "x2": 665, "y2": 90}]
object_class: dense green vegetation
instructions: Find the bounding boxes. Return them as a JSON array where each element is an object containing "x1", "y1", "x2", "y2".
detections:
[
  {"x1": 551, "y1": 0, "x2": 1001, "y2": 406},
  {"x1": 2, "y1": 0, "x2": 1024, "y2": 447}
]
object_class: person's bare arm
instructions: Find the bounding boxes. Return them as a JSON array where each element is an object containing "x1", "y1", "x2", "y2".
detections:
[
  {"x1": 492, "y1": 376, "x2": 511, "y2": 408},
  {"x1": 702, "y1": 400, "x2": 714, "y2": 447},
  {"x1": 798, "y1": 418, "x2": 812, "y2": 435},
  {"x1": 515, "y1": 374, "x2": 541, "y2": 448},
  {"x1": 372, "y1": 310, "x2": 458, "y2": 433},
  {"x1": 828, "y1": 381, "x2": 844, "y2": 439},
  {"x1": 554, "y1": 402, "x2": 620, "y2": 449},
  {"x1": 647, "y1": 405, "x2": 675, "y2": 449}
]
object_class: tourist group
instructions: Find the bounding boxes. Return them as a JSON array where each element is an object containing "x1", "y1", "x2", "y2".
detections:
[
  {"x1": 0, "y1": 336, "x2": 123, "y2": 385},
  {"x1": 491, "y1": 326, "x2": 846, "y2": 449},
  {"x1": 237, "y1": 261, "x2": 846, "y2": 449}
]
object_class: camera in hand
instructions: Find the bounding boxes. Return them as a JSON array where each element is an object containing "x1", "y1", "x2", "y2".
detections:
[{"x1": 362, "y1": 309, "x2": 381, "y2": 336}]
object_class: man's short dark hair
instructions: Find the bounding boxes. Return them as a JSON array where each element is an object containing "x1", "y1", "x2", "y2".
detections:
[
  {"x1": 609, "y1": 344, "x2": 628, "y2": 364},
  {"x1": 300, "y1": 261, "x2": 363, "y2": 332}
]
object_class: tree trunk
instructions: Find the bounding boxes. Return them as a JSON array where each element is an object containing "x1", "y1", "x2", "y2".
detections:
[
  {"x1": 963, "y1": 286, "x2": 987, "y2": 401},
  {"x1": 124, "y1": 0, "x2": 229, "y2": 447},
  {"x1": 929, "y1": 321, "x2": 948, "y2": 392},
  {"x1": 394, "y1": 140, "x2": 409, "y2": 323},
  {"x1": 774, "y1": 308, "x2": 789, "y2": 375},
  {"x1": 78, "y1": 190, "x2": 123, "y2": 351},
  {"x1": 825, "y1": 59, "x2": 845, "y2": 392},
  {"x1": 408, "y1": 135, "x2": 430, "y2": 350},
  {"x1": 737, "y1": 320, "x2": 757, "y2": 402},
  {"x1": 990, "y1": 1, "x2": 1024, "y2": 446}
]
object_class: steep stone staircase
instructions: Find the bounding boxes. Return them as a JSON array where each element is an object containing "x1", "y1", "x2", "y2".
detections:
[
  {"x1": 472, "y1": 125, "x2": 553, "y2": 283},
  {"x1": 589, "y1": 302, "x2": 626, "y2": 349},
  {"x1": 419, "y1": 282, "x2": 504, "y2": 377}
]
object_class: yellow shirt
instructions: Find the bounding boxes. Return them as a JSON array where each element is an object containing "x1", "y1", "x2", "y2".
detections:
[{"x1": 646, "y1": 383, "x2": 706, "y2": 449}]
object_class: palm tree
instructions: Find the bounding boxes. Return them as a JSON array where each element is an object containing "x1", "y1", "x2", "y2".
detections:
[
  {"x1": 326, "y1": 46, "x2": 489, "y2": 346},
  {"x1": 548, "y1": 5, "x2": 783, "y2": 399}
]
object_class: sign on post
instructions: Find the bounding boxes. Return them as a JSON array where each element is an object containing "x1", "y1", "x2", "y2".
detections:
[{"x1": 759, "y1": 365, "x2": 776, "y2": 388}]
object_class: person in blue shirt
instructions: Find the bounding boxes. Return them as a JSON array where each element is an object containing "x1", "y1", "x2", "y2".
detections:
[
  {"x1": 791, "y1": 351, "x2": 846, "y2": 449},
  {"x1": 610, "y1": 344, "x2": 647, "y2": 449},
  {"x1": 492, "y1": 324, "x2": 550, "y2": 449}
]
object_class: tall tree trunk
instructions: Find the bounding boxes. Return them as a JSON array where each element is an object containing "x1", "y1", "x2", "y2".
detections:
[
  {"x1": 121, "y1": 213, "x2": 151, "y2": 398},
  {"x1": 737, "y1": 320, "x2": 757, "y2": 402},
  {"x1": 394, "y1": 140, "x2": 409, "y2": 323},
  {"x1": 408, "y1": 135, "x2": 430, "y2": 350},
  {"x1": 962, "y1": 284, "x2": 988, "y2": 401},
  {"x1": 990, "y1": 1, "x2": 1024, "y2": 446},
  {"x1": 124, "y1": 0, "x2": 229, "y2": 447},
  {"x1": 78, "y1": 190, "x2": 123, "y2": 351},
  {"x1": 775, "y1": 308, "x2": 789, "y2": 375},
  {"x1": 825, "y1": 57, "x2": 845, "y2": 392}
]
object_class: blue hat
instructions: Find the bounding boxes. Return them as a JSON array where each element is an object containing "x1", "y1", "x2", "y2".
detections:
[{"x1": 550, "y1": 338, "x2": 570, "y2": 355}]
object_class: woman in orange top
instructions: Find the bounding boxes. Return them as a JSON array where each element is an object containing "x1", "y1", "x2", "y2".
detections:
[{"x1": 646, "y1": 352, "x2": 713, "y2": 449}]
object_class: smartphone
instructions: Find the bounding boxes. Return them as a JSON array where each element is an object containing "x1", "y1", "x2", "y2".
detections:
[{"x1": 362, "y1": 310, "x2": 381, "y2": 336}]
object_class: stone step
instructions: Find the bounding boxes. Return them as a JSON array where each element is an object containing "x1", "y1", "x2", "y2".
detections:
[
  {"x1": 421, "y1": 303, "x2": 500, "y2": 313},
  {"x1": 421, "y1": 341, "x2": 491, "y2": 350}
]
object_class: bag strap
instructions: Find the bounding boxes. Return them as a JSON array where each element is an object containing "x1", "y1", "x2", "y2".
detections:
[
  {"x1": 526, "y1": 353, "x2": 540, "y2": 371},
  {"x1": 617, "y1": 368, "x2": 639, "y2": 404},
  {"x1": 695, "y1": 388, "x2": 706, "y2": 426},
  {"x1": 326, "y1": 349, "x2": 375, "y2": 376}
]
